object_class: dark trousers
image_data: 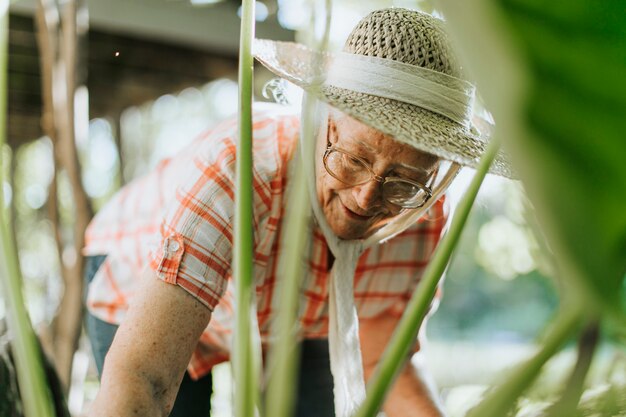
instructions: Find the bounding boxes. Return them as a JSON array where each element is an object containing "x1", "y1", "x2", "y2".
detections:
[{"x1": 84, "y1": 256, "x2": 335, "y2": 417}]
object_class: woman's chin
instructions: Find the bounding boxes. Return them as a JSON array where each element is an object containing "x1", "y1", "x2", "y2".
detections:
[
  {"x1": 337, "y1": 217, "x2": 397, "y2": 241},
  {"x1": 331, "y1": 222, "x2": 382, "y2": 241}
]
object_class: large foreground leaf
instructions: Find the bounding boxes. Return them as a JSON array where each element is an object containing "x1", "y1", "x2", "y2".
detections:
[
  {"x1": 499, "y1": 0, "x2": 626, "y2": 314},
  {"x1": 437, "y1": 0, "x2": 625, "y2": 414},
  {"x1": 440, "y1": 0, "x2": 626, "y2": 323}
]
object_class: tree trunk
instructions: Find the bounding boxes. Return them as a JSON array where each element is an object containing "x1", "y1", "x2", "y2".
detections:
[{"x1": 35, "y1": 0, "x2": 92, "y2": 391}]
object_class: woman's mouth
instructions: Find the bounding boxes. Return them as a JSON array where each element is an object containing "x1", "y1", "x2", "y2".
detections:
[{"x1": 341, "y1": 203, "x2": 373, "y2": 220}]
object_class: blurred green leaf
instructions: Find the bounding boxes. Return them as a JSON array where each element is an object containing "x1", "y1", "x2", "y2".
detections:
[
  {"x1": 440, "y1": 0, "x2": 626, "y2": 317},
  {"x1": 500, "y1": 0, "x2": 626, "y2": 310},
  {"x1": 437, "y1": 0, "x2": 626, "y2": 414}
]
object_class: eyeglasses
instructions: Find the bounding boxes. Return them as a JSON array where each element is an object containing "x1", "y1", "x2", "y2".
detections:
[{"x1": 323, "y1": 145, "x2": 434, "y2": 209}]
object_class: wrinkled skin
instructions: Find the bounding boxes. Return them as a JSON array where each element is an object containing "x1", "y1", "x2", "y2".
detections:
[{"x1": 315, "y1": 112, "x2": 440, "y2": 240}]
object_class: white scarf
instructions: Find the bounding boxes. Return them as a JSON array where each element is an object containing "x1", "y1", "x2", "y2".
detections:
[
  {"x1": 297, "y1": 98, "x2": 363, "y2": 416},
  {"x1": 299, "y1": 97, "x2": 460, "y2": 417}
]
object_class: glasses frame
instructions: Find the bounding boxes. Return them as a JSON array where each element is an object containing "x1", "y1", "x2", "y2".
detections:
[{"x1": 322, "y1": 124, "x2": 435, "y2": 209}]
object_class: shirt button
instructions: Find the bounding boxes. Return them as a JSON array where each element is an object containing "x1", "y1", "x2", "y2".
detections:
[{"x1": 169, "y1": 240, "x2": 180, "y2": 252}]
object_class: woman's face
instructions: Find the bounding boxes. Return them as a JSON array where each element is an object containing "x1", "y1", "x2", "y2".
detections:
[{"x1": 315, "y1": 113, "x2": 440, "y2": 240}]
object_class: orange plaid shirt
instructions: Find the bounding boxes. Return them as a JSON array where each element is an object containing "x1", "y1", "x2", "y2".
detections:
[{"x1": 84, "y1": 103, "x2": 448, "y2": 379}]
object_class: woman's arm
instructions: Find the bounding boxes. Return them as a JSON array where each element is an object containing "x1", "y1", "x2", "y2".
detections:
[
  {"x1": 88, "y1": 267, "x2": 212, "y2": 417},
  {"x1": 360, "y1": 316, "x2": 445, "y2": 417}
]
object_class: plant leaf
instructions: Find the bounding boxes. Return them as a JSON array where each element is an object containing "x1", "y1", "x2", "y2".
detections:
[
  {"x1": 439, "y1": 0, "x2": 626, "y2": 321},
  {"x1": 436, "y1": 0, "x2": 626, "y2": 414},
  {"x1": 500, "y1": 0, "x2": 626, "y2": 312}
]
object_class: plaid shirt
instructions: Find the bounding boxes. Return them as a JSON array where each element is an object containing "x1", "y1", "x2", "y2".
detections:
[{"x1": 84, "y1": 103, "x2": 448, "y2": 379}]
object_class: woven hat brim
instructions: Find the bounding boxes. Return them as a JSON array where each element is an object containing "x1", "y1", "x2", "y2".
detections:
[{"x1": 254, "y1": 39, "x2": 514, "y2": 178}]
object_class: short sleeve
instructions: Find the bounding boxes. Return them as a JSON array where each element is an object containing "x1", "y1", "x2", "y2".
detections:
[
  {"x1": 148, "y1": 136, "x2": 238, "y2": 310},
  {"x1": 149, "y1": 109, "x2": 298, "y2": 311}
]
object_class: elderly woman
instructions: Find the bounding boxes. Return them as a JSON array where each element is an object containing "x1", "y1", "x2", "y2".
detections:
[{"x1": 85, "y1": 8, "x2": 510, "y2": 417}]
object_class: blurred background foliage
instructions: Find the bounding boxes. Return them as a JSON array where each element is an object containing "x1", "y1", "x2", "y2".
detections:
[
  {"x1": 1, "y1": 77, "x2": 240, "y2": 325},
  {"x1": 430, "y1": 176, "x2": 559, "y2": 343},
  {"x1": 1, "y1": 0, "x2": 624, "y2": 415}
]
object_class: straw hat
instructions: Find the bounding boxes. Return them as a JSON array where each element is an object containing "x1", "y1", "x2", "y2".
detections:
[{"x1": 254, "y1": 8, "x2": 513, "y2": 178}]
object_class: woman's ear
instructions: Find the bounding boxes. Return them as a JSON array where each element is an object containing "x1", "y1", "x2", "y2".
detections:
[{"x1": 327, "y1": 117, "x2": 338, "y2": 146}]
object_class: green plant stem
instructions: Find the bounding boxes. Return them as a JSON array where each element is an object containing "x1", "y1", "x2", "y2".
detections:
[
  {"x1": 355, "y1": 135, "x2": 502, "y2": 417},
  {"x1": 545, "y1": 319, "x2": 600, "y2": 417},
  {"x1": 264, "y1": 2, "x2": 331, "y2": 414},
  {"x1": 0, "y1": 3, "x2": 56, "y2": 417},
  {"x1": 234, "y1": 1, "x2": 257, "y2": 416},
  {"x1": 467, "y1": 305, "x2": 583, "y2": 417},
  {"x1": 263, "y1": 149, "x2": 310, "y2": 417},
  {"x1": 0, "y1": 1, "x2": 6, "y2": 146}
]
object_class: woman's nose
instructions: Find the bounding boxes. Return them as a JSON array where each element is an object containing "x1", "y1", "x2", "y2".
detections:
[{"x1": 352, "y1": 179, "x2": 384, "y2": 212}]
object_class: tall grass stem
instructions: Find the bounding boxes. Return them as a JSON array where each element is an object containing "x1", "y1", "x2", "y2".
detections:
[
  {"x1": 264, "y1": 2, "x2": 331, "y2": 415},
  {"x1": 263, "y1": 149, "x2": 310, "y2": 417},
  {"x1": 355, "y1": 134, "x2": 502, "y2": 417},
  {"x1": 234, "y1": 1, "x2": 258, "y2": 416},
  {"x1": 0, "y1": 3, "x2": 56, "y2": 416},
  {"x1": 467, "y1": 306, "x2": 583, "y2": 417}
]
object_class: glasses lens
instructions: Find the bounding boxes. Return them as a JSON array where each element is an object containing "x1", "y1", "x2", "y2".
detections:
[
  {"x1": 324, "y1": 148, "x2": 432, "y2": 208},
  {"x1": 383, "y1": 179, "x2": 430, "y2": 208},
  {"x1": 325, "y1": 149, "x2": 370, "y2": 185}
]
